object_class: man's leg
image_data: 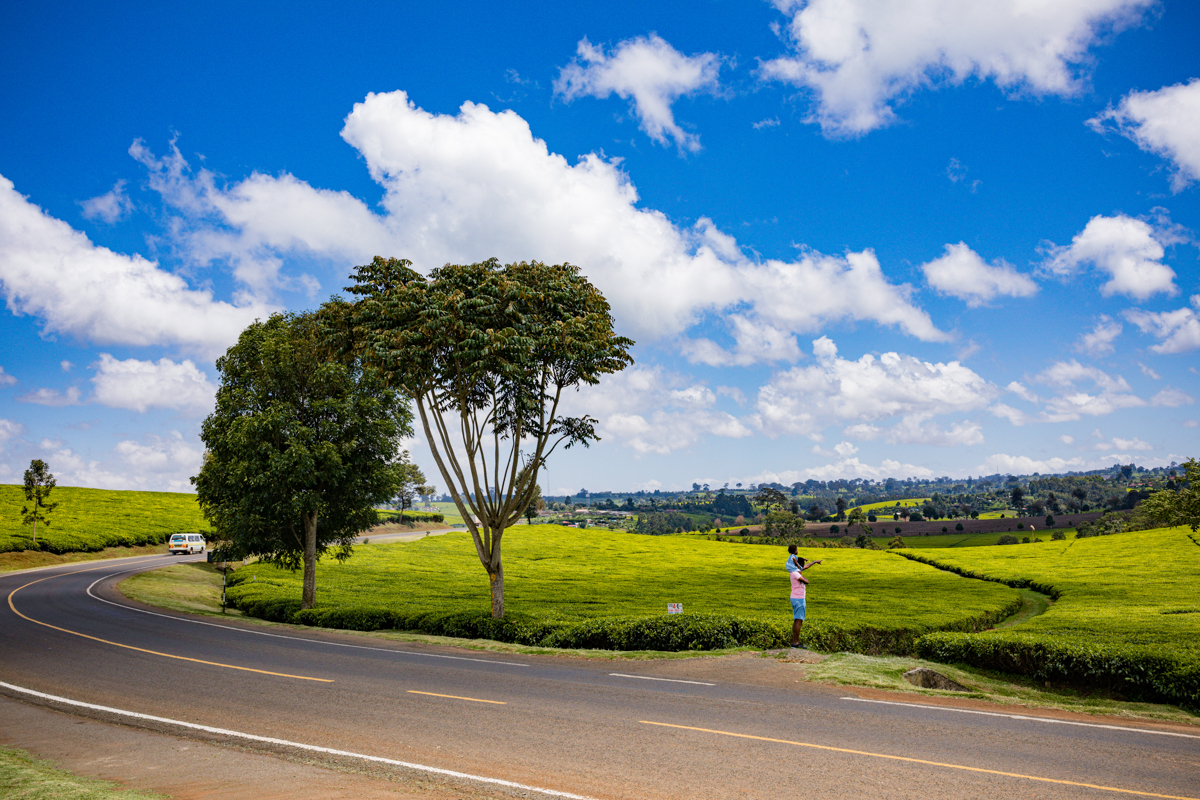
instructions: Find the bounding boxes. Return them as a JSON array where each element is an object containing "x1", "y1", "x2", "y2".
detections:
[{"x1": 791, "y1": 618, "x2": 803, "y2": 646}]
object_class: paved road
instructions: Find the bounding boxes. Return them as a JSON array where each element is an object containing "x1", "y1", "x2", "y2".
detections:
[{"x1": 2, "y1": 554, "x2": 1198, "y2": 799}]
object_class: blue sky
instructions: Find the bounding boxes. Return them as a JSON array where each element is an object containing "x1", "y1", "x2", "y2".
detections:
[{"x1": 1, "y1": 0, "x2": 1198, "y2": 495}]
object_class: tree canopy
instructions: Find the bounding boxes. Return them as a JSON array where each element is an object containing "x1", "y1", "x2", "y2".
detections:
[
  {"x1": 1144, "y1": 457, "x2": 1200, "y2": 532},
  {"x1": 192, "y1": 312, "x2": 411, "y2": 609},
  {"x1": 329, "y1": 256, "x2": 633, "y2": 617}
]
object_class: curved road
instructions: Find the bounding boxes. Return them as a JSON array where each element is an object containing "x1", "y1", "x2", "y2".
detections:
[{"x1": 2, "y1": 554, "x2": 1198, "y2": 799}]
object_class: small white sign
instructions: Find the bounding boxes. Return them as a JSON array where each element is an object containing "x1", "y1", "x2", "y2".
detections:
[{"x1": 667, "y1": 603, "x2": 683, "y2": 614}]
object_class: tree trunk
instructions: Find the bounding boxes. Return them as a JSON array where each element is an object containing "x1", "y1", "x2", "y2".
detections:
[
  {"x1": 488, "y1": 561, "x2": 504, "y2": 618},
  {"x1": 302, "y1": 510, "x2": 318, "y2": 610}
]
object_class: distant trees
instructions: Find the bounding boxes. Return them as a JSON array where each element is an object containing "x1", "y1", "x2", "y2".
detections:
[
  {"x1": 1011, "y1": 486, "x2": 1025, "y2": 509},
  {"x1": 835, "y1": 497, "x2": 848, "y2": 520},
  {"x1": 21, "y1": 459, "x2": 58, "y2": 549}
]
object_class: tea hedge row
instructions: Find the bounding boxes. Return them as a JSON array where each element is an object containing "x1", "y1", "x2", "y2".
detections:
[{"x1": 0, "y1": 484, "x2": 207, "y2": 554}]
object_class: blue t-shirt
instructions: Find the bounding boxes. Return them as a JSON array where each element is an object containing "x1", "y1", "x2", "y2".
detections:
[{"x1": 785, "y1": 556, "x2": 803, "y2": 572}]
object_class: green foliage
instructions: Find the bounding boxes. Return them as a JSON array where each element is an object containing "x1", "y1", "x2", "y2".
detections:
[
  {"x1": 900, "y1": 526, "x2": 1200, "y2": 708},
  {"x1": 0, "y1": 485, "x2": 206, "y2": 554},
  {"x1": 19, "y1": 459, "x2": 58, "y2": 548},
  {"x1": 1143, "y1": 457, "x2": 1200, "y2": 532},
  {"x1": 193, "y1": 312, "x2": 410, "y2": 608},
  {"x1": 226, "y1": 524, "x2": 1020, "y2": 653},
  {"x1": 376, "y1": 509, "x2": 445, "y2": 524},
  {"x1": 996, "y1": 534, "x2": 1019, "y2": 545},
  {"x1": 337, "y1": 256, "x2": 635, "y2": 617},
  {"x1": 0, "y1": 745, "x2": 167, "y2": 799}
]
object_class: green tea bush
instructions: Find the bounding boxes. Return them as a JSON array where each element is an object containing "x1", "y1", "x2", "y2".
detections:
[
  {"x1": 0, "y1": 484, "x2": 207, "y2": 554},
  {"x1": 226, "y1": 525, "x2": 1021, "y2": 654}
]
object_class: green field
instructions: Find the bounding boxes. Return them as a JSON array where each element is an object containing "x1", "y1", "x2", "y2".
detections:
[
  {"x1": 0, "y1": 485, "x2": 207, "y2": 554},
  {"x1": 883, "y1": 531, "x2": 1072, "y2": 548},
  {"x1": 905, "y1": 526, "x2": 1200, "y2": 707},
  {"x1": 227, "y1": 524, "x2": 1021, "y2": 652},
  {"x1": 855, "y1": 498, "x2": 930, "y2": 513}
]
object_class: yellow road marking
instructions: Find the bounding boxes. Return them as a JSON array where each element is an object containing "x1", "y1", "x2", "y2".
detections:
[
  {"x1": 641, "y1": 721, "x2": 1198, "y2": 800},
  {"x1": 7, "y1": 561, "x2": 332, "y2": 683},
  {"x1": 407, "y1": 690, "x2": 506, "y2": 705}
]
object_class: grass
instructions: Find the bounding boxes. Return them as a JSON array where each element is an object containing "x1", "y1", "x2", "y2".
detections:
[
  {"x1": 0, "y1": 543, "x2": 167, "y2": 573},
  {"x1": 0, "y1": 485, "x2": 207, "y2": 555},
  {"x1": 120, "y1": 561, "x2": 242, "y2": 616},
  {"x1": 883, "y1": 531, "x2": 1073, "y2": 548},
  {"x1": 798, "y1": 653, "x2": 1198, "y2": 725},
  {"x1": 0, "y1": 746, "x2": 166, "y2": 799},
  {"x1": 428, "y1": 502, "x2": 466, "y2": 526},
  {"x1": 854, "y1": 498, "x2": 930, "y2": 512},
  {"x1": 227, "y1": 524, "x2": 1021, "y2": 645}
]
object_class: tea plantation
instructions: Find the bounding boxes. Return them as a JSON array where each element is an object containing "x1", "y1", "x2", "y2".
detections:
[
  {"x1": 0, "y1": 484, "x2": 207, "y2": 554},
  {"x1": 901, "y1": 525, "x2": 1200, "y2": 708},
  {"x1": 226, "y1": 524, "x2": 1021, "y2": 654}
]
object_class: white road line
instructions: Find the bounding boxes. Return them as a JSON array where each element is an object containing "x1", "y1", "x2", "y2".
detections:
[
  {"x1": 85, "y1": 570, "x2": 530, "y2": 668},
  {"x1": 0, "y1": 681, "x2": 595, "y2": 799},
  {"x1": 841, "y1": 697, "x2": 1200, "y2": 739},
  {"x1": 609, "y1": 673, "x2": 715, "y2": 686}
]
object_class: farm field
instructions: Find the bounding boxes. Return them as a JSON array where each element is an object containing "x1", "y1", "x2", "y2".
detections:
[
  {"x1": 0, "y1": 484, "x2": 207, "y2": 554},
  {"x1": 854, "y1": 498, "x2": 930, "y2": 512},
  {"x1": 227, "y1": 524, "x2": 1021, "y2": 652},
  {"x1": 902, "y1": 525, "x2": 1200, "y2": 708}
]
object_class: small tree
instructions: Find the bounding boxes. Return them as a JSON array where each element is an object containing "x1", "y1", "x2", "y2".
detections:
[
  {"x1": 1144, "y1": 457, "x2": 1200, "y2": 531},
  {"x1": 394, "y1": 460, "x2": 427, "y2": 523},
  {"x1": 1011, "y1": 486, "x2": 1025, "y2": 509},
  {"x1": 21, "y1": 459, "x2": 58, "y2": 549}
]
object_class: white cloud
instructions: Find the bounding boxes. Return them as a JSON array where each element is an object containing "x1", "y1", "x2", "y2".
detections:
[
  {"x1": 884, "y1": 416, "x2": 985, "y2": 446},
  {"x1": 0, "y1": 174, "x2": 276, "y2": 359},
  {"x1": 978, "y1": 453, "x2": 1086, "y2": 475},
  {"x1": 681, "y1": 315, "x2": 803, "y2": 366},
  {"x1": 0, "y1": 366, "x2": 16, "y2": 386},
  {"x1": 1139, "y1": 363, "x2": 1161, "y2": 380},
  {"x1": 1075, "y1": 315, "x2": 1123, "y2": 356},
  {"x1": 1088, "y1": 78, "x2": 1200, "y2": 191},
  {"x1": 80, "y1": 180, "x2": 134, "y2": 223},
  {"x1": 1006, "y1": 381, "x2": 1039, "y2": 404},
  {"x1": 920, "y1": 243, "x2": 1038, "y2": 306},
  {"x1": 119, "y1": 93, "x2": 946, "y2": 358},
  {"x1": 1150, "y1": 388, "x2": 1194, "y2": 407},
  {"x1": 842, "y1": 423, "x2": 881, "y2": 440},
  {"x1": 753, "y1": 336, "x2": 997, "y2": 438},
  {"x1": 761, "y1": 0, "x2": 1151, "y2": 136},
  {"x1": 567, "y1": 365, "x2": 753, "y2": 455},
  {"x1": 744, "y1": 458, "x2": 935, "y2": 484},
  {"x1": 1060, "y1": 434, "x2": 1075, "y2": 445},
  {"x1": 753, "y1": 117, "x2": 781, "y2": 130},
  {"x1": 554, "y1": 35, "x2": 722, "y2": 152},
  {"x1": 1032, "y1": 360, "x2": 1146, "y2": 420},
  {"x1": 0, "y1": 418, "x2": 25, "y2": 451},
  {"x1": 90, "y1": 354, "x2": 217, "y2": 414},
  {"x1": 834, "y1": 441, "x2": 858, "y2": 456},
  {"x1": 59, "y1": 360, "x2": 72, "y2": 372},
  {"x1": 989, "y1": 403, "x2": 1032, "y2": 426},
  {"x1": 1109, "y1": 436, "x2": 1153, "y2": 451},
  {"x1": 16, "y1": 386, "x2": 82, "y2": 407},
  {"x1": 49, "y1": 433, "x2": 204, "y2": 492},
  {"x1": 1184, "y1": 420, "x2": 1198, "y2": 428},
  {"x1": 1123, "y1": 295, "x2": 1200, "y2": 354},
  {"x1": 1041, "y1": 214, "x2": 1177, "y2": 300}
]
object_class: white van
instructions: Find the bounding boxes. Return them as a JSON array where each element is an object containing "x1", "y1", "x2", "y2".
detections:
[{"x1": 168, "y1": 533, "x2": 206, "y2": 555}]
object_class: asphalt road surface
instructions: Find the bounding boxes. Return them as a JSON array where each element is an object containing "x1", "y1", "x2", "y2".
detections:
[{"x1": 2, "y1": 554, "x2": 1198, "y2": 799}]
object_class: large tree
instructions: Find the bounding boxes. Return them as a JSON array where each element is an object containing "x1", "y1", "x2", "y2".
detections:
[
  {"x1": 1144, "y1": 457, "x2": 1200, "y2": 531},
  {"x1": 193, "y1": 312, "x2": 410, "y2": 609},
  {"x1": 330, "y1": 256, "x2": 633, "y2": 617},
  {"x1": 21, "y1": 459, "x2": 58, "y2": 549}
]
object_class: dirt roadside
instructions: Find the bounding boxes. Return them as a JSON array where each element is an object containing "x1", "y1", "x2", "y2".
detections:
[{"x1": 0, "y1": 695, "x2": 514, "y2": 800}]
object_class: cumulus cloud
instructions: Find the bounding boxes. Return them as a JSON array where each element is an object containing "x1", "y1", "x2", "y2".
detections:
[
  {"x1": 1041, "y1": 214, "x2": 1177, "y2": 299},
  {"x1": 977, "y1": 453, "x2": 1086, "y2": 475},
  {"x1": 1075, "y1": 315, "x2": 1123, "y2": 356},
  {"x1": 1123, "y1": 295, "x2": 1200, "y2": 354},
  {"x1": 554, "y1": 35, "x2": 722, "y2": 152},
  {"x1": 80, "y1": 180, "x2": 134, "y2": 223},
  {"x1": 1032, "y1": 360, "x2": 1145, "y2": 420},
  {"x1": 0, "y1": 366, "x2": 16, "y2": 386},
  {"x1": 1150, "y1": 388, "x2": 1194, "y2": 407},
  {"x1": 90, "y1": 354, "x2": 217, "y2": 414},
  {"x1": 114, "y1": 93, "x2": 949, "y2": 356},
  {"x1": 16, "y1": 386, "x2": 82, "y2": 407},
  {"x1": 747, "y1": 458, "x2": 935, "y2": 483},
  {"x1": 1006, "y1": 381, "x2": 1039, "y2": 404},
  {"x1": 681, "y1": 315, "x2": 804, "y2": 366},
  {"x1": 920, "y1": 243, "x2": 1038, "y2": 306},
  {"x1": 1108, "y1": 436, "x2": 1153, "y2": 451},
  {"x1": 0, "y1": 418, "x2": 25, "y2": 451},
  {"x1": 884, "y1": 417, "x2": 985, "y2": 446},
  {"x1": 1088, "y1": 78, "x2": 1200, "y2": 191},
  {"x1": 753, "y1": 336, "x2": 997, "y2": 439},
  {"x1": 47, "y1": 433, "x2": 204, "y2": 492},
  {"x1": 760, "y1": 0, "x2": 1151, "y2": 136},
  {"x1": 0, "y1": 174, "x2": 276, "y2": 359},
  {"x1": 565, "y1": 365, "x2": 752, "y2": 455}
]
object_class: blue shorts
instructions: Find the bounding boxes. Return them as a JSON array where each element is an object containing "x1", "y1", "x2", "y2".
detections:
[{"x1": 791, "y1": 598, "x2": 806, "y2": 620}]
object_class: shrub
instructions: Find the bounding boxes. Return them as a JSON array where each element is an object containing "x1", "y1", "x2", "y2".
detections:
[
  {"x1": 1045, "y1": 515, "x2": 1055, "y2": 527},
  {"x1": 829, "y1": 525, "x2": 840, "y2": 534},
  {"x1": 895, "y1": 527, "x2": 902, "y2": 534},
  {"x1": 1022, "y1": 537, "x2": 1030, "y2": 543},
  {"x1": 941, "y1": 526, "x2": 948, "y2": 533},
  {"x1": 909, "y1": 513, "x2": 924, "y2": 522},
  {"x1": 955, "y1": 523, "x2": 964, "y2": 532},
  {"x1": 867, "y1": 514, "x2": 877, "y2": 523},
  {"x1": 1017, "y1": 523, "x2": 1024, "y2": 530},
  {"x1": 996, "y1": 534, "x2": 1019, "y2": 545},
  {"x1": 1051, "y1": 530, "x2": 1066, "y2": 541}
]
